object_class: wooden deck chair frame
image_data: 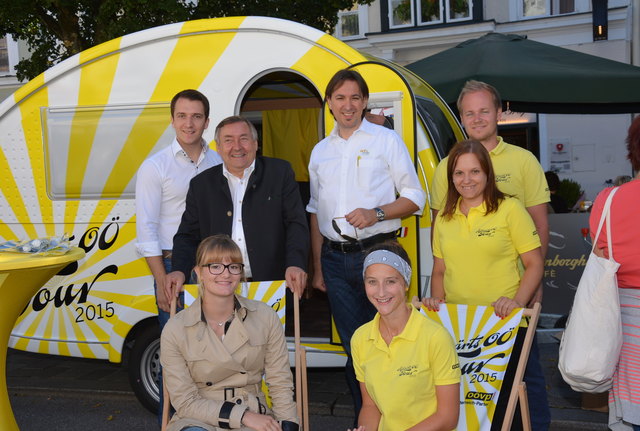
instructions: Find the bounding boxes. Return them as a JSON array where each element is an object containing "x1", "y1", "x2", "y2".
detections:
[
  {"x1": 161, "y1": 295, "x2": 177, "y2": 431},
  {"x1": 293, "y1": 293, "x2": 310, "y2": 431},
  {"x1": 161, "y1": 286, "x2": 310, "y2": 431},
  {"x1": 499, "y1": 302, "x2": 541, "y2": 431}
]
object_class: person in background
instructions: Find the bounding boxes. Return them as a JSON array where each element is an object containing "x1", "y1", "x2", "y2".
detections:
[
  {"x1": 135, "y1": 89, "x2": 222, "y2": 422},
  {"x1": 424, "y1": 139, "x2": 545, "y2": 431},
  {"x1": 161, "y1": 234, "x2": 298, "y2": 431},
  {"x1": 349, "y1": 241, "x2": 460, "y2": 431},
  {"x1": 613, "y1": 175, "x2": 632, "y2": 186},
  {"x1": 589, "y1": 116, "x2": 640, "y2": 431},
  {"x1": 545, "y1": 171, "x2": 570, "y2": 213}
]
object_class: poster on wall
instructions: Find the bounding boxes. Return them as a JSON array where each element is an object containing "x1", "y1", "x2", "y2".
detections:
[{"x1": 549, "y1": 138, "x2": 571, "y2": 173}]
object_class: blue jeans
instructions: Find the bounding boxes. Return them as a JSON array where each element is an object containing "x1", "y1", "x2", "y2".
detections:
[
  {"x1": 633, "y1": 425, "x2": 640, "y2": 431},
  {"x1": 156, "y1": 257, "x2": 184, "y2": 424},
  {"x1": 321, "y1": 243, "x2": 376, "y2": 422},
  {"x1": 180, "y1": 427, "x2": 207, "y2": 431}
]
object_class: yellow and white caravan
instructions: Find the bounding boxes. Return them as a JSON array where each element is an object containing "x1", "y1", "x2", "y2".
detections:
[{"x1": 0, "y1": 16, "x2": 464, "y2": 412}]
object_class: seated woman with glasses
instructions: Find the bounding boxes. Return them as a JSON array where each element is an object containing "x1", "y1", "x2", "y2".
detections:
[
  {"x1": 349, "y1": 241, "x2": 460, "y2": 431},
  {"x1": 160, "y1": 234, "x2": 298, "y2": 431}
]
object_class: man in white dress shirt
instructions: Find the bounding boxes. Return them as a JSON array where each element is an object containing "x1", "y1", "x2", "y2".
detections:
[
  {"x1": 134, "y1": 89, "x2": 222, "y2": 420},
  {"x1": 307, "y1": 69, "x2": 426, "y2": 422}
]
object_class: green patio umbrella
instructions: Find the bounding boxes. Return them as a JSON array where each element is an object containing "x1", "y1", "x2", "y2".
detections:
[{"x1": 406, "y1": 32, "x2": 640, "y2": 114}]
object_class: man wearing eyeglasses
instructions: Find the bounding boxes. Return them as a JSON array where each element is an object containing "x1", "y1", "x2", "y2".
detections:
[
  {"x1": 167, "y1": 115, "x2": 310, "y2": 300},
  {"x1": 306, "y1": 69, "x2": 426, "y2": 421}
]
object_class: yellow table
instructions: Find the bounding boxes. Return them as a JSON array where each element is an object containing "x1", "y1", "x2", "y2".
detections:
[{"x1": 0, "y1": 247, "x2": 85, "y2": 430}]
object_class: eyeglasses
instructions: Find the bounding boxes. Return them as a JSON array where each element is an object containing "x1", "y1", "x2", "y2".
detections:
[
  {"x1": 332, "y1": 217, "x2": 359, "y2": 242},
  {"x1": 201, "y1": 263, "x2": 245, "y2": 275}
]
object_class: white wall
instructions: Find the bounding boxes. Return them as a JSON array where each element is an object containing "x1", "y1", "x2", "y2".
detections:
[{"x1": 544, "y1": 113, "x2": 633, "y2": 200}]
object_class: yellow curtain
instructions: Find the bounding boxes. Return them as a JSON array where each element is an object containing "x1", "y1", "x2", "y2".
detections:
[{"x1": 262, "y1": 108, "x2": 320, "y2": 182}]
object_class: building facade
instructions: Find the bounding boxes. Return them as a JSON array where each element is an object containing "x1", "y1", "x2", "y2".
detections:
[
  {"x1": 335, "y1": 0, "x2": 640, "y2": 201},
  {"x1": 0, "y1": 35, "x2": 24, "y2": 101}
]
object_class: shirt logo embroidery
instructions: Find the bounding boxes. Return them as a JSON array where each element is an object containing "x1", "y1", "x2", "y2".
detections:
[
  {"x1": 476, "y1": 228, "x2": 496, "y2": 238},
  {"x1": 495, "y1": 173, "x2": 511, "y2": 183},
  {"x1": 397, "y1": 365, "x2": 418, "y2": 377}
]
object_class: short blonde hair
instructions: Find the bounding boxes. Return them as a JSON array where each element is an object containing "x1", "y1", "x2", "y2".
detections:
[{"x1": 457, "y1": 80, "x2": 502, "y2": 112}]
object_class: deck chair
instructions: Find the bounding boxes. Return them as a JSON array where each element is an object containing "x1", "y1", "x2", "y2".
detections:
[
  {"x1": 423, "y1": 302, "x2": 541, "y2": 431},
  {"x1": 161, "y1": 296, "x2": 177, "y2": 431},
  {"x1": 498, "y1": 303, "x2": 541, "y2": 431},
  {"x1": 161, "y1": 281, "x2": 309, "y2": 431}
]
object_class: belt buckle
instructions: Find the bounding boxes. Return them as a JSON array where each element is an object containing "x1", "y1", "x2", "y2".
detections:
[{"x1": 224, "y1": 387, "x2": 235, "y2": 400}]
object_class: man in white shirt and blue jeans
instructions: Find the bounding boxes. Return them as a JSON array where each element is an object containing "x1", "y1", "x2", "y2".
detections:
[
  {"x1": 134, "y1": 89, "x2": 222, "y2": 420},
  {"x1": 307, "y1": 69, "x2": 426, "y2": 423}
]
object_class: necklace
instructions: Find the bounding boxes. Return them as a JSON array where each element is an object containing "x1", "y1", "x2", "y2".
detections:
[{"x1": 213, "y1": 311, "x2": 234, "y2": 327}]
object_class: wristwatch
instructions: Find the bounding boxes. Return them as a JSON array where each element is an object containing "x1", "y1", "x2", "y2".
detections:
[{"x1": 374, "y1": 207, "x2": 385, "y2": 222}]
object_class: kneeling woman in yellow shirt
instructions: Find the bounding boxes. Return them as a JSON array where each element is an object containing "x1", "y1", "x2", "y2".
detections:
[
  {"x1": 424, "y1": 139, "x2": 543, "y2": 317},
  {"x1": 349, "y1": 242, "x2": 460, "y2": 431}
]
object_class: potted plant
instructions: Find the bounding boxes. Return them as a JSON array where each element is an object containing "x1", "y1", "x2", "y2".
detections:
[
  {"x1": 393, "y1": 0, "x2": 412, "y2": 24},
  {"x1": 557, "y1": 178, "x2": 584, "y2": 210},
  {"x1": 420, "y1": 0, "x2": 440, "y2": 22},
  {"x1": 450, "y1": 0, "x2": 469, "y2": 18}
]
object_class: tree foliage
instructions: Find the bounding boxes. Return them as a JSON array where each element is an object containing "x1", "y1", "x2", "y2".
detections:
[{"x1": 0, "y1": 0, "x2": 372, "y2": 81}]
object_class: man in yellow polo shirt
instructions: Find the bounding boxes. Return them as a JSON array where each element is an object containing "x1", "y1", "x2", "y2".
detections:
[
  {"x1": 430, "y1": 80, "x2": 550, "y2": 430},
  {"x1": 352, "y1": 306, "x2": 460, "y2": 430}
]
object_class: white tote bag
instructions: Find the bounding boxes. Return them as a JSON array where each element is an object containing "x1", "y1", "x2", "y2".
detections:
[{"x1": 558, "y1": 187, "x2": 622, "y2": 393}]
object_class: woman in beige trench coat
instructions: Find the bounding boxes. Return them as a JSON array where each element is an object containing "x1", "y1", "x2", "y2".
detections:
[{"x1": 160, "y1": 234, "x2": 298, "y2": 431}]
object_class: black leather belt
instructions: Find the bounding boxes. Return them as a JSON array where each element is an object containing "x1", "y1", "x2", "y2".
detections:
[{"x1": 325, "y1": 231, "x2": 397, "y2": 253}]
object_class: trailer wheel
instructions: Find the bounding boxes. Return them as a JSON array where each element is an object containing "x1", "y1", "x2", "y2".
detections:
[{"x1": 128, "y1": 324, "x2": 161, "y2": 414}]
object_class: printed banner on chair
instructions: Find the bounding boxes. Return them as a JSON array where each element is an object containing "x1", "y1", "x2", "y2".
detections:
[
  {"x1": 422, "y1": 304, "x2": 523, "y2": 431},
  {"x1": 183, "y1": 280, "x2": 287, "y2": 328}
]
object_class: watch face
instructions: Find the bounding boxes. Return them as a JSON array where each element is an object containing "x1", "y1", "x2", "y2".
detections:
[{"x1": 376, "y1": 208, "x2": 385, "y2": 221}]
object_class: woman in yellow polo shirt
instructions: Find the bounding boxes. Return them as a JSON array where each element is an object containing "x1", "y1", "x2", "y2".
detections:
[
  {"x1": 422, "y1": 139, "x2": 545, "y2": 431},
  {"x1": 349, "y1": 242, "x2": 460, "y2": 431},
  {"x1": 423, "y1": 139, "x2": 543, "y2": 317}
]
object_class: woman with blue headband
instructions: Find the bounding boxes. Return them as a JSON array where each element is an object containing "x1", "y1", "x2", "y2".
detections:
[{"x1": 348, "y1": 242, "x2": 460, "y2": 431}]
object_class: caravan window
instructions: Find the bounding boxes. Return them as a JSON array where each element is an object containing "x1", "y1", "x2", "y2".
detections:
[
  {"x1": 416, "y1": 96, "x2": 457, "y2": 160},
  {"x1": 42, "y1": 103, "x2": 173, "y2": 200}
]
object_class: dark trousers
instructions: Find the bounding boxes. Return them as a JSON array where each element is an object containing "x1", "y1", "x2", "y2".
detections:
[
  {"x1": 491, "y1": 329, "x2": 551, "y2": 431},
  {"x1": 320, "y1": 243, "x2": 377, "y2": 425}
]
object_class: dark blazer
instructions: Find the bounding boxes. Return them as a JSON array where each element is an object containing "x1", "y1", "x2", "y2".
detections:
[{"x1": 172, "y1": 156, "x2": 309, "y2": 281}]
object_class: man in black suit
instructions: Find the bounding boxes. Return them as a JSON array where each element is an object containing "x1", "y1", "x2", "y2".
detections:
[{"x1": 165, "y1": 115, "x2": 309, "y2": 298}]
